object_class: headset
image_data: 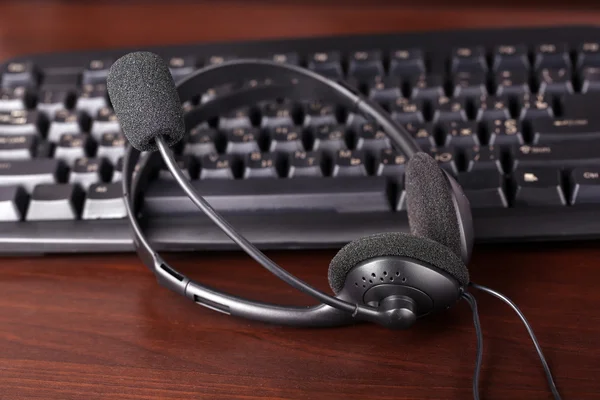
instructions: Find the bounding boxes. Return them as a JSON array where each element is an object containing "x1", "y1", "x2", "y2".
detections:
[{"x1": 107, "y1": 52, "x2": 563, "y2": 399}]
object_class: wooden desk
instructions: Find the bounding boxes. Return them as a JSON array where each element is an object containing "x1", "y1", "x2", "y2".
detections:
[{"x1": 1, "y1": 2, "x2": 599, "y2": 399}]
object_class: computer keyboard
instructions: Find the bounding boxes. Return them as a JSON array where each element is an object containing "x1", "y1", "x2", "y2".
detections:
[{"x1": 1, "y1": 26, "x2": 600, "y2": 254}]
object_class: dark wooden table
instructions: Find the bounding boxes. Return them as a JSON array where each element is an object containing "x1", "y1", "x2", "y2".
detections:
[{"x1": 1, "y1": 2, "x2": 600, "y2": 399}]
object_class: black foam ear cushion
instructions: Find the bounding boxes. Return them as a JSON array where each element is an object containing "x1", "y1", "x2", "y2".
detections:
[
  {"x1": 405, "y1": 152, "x2": 463, "y2": 260},
  {"x1": 328, "y1": 232, "x2": 469, "y2": 294}
]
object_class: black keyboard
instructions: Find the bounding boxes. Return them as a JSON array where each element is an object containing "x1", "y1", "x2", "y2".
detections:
[{"x1": 2, "y1": 26, "x2": 600, "y2": 254}]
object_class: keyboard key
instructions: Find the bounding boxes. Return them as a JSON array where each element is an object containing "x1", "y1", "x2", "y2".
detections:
[
  {"x1": 199, "y1": 153, "x2": 236, "y2": 179},
  {"x1": 428, "y1": 147, "x2": 459, "y2": 176},
  {"x1": 514, "y1": 167, "x2": 566, "y2": 207},
  {"x1": 390, "y1": 97, "x2": 425, "y2": 123},
  {"x1": 69, "y1": 157, "x2": 110, "y2": 189},
  {"x1": 144, "y1": 176, "x2": 391, "y2": 215},
  {"x1": 439, "y1": 121, "x2": 480, "y2": 147},
  {"x1": 577, "y1": 42, "x2": 600, "y2": 68},
  {"x1": 90, "y1": 107, "x2": 120, "y2": 140},
  {"x1": 0, "y1": 110, "x2": 41, "y2": 136},
  {"x1": 200, "y1": 82, "x2": 237, "y2": 103},
  {"x1": 224, "y1": 127, "x2": 260, "y2": 154},
  {"x1": 375, "y1": 149, "x2": 406, "y2": 181},
  {"x1": 332, "y1": 149, "x2": 368, "y2": 177},
  {"x1": 168, "y1": 56, "x2": 196, "y2": 82},
  {"x1": 42, "y1": 72, "x2": 80, "y2": 89},
  {"x1": 47, "y1": 109, "x2": 82, "y2": 142},
  {"x1": 430, "y1": 96, "x2": 468, "y2": 122},
  {"x1": 83, "y1": 58, "x2": 113, "y2": 84},
  {"x1": 348, "y1": 49, "x2": 384, "y2": 78},
  {"x1": 464, "y1": 145, "x2": 503, "y2": 172},
  {"x1": 534, "y1": 43, "x2": 570, "y2": 69},
  {"x1": 402, "y1": 122, "x2": 436, "y2": 149},
  {"x1": 389, "y1": 49, "x2": 425, "y2": 77},
  {"x1": 570, "y1": 167, "x2": 600, "y2": 205},
  {"x1": 486, "y1": 118, "x2": 524, "y2": 146},
  {"x1": 112, "y1": 157, "x2": 123, "y2": 183},
  {"x1": 260, "y1": 101, "x2": 296, "y2": 127},
  {"x1": 288, "y1": 151, "x2": 324, "y2": 178},
  {"x1": 365, "y1": 76, "x2": 402, "y2": 103},
  {"x1": 183, "y1": 126, "x2": 218, "y2": 156},
  {"x1": 82, "y1": 182, "x2": 126, "y2": 220},
  {"x1": 562, "y1": 93, "x2": 600, "y2": 118},
  {"x1": 311, "y1": 124, "x2": 347, "y2": 154},
  {"x1": 531, "y1": 117, "x2": 600, "y2": 143},
  {"x1": 0, "y1": 134, "x2": 36, "y2": 159},
  {"x1": 266, "y1": 125, "x2": 304, "y2": 153},
  {"x1": 580, "y1": 67, "x2": 600, "y2": 93},
  {"x1": 26, "y1": 183, "x2": 84, "y2": 221},
  {"x1": 0, "y1": 86, "x2": 28, "y2": 111},
  {"x1": 494, "y1": 69, "x2": 530, "y2": 95},
  {"x1": 409, "y1": 74, "x2": 445, "y2": 100},
  {"x1": 452, "y1": 70, "x2": 487, "y2": 97},
  {"x1": 0, "y1": 185, "x2": 28, "y2": 221},
  {"x1": 2, "y1": 61, "x2": 39, "y2": 88},
  {"x1": 451, "y1": 46, "x2": 487, "y2": 72},
  {"x1": 517, "y1": 93, "x2": 554, "y2": 120},
  {"x1": 492, "y1": 44, "x2": 529, "y2": 71},
  {"x1": 354, "y1": 123, "x2": 390, "y2": 154},
  {"x1": 96, "y1": 132, "x2": 125, "y2": 164},
  {"x1": 205, "y1": 55, "x2": 236, "y2": 67},
  {"x1": 302, "y1": 100, "x2": 338, "y2": 126},
  {"x1": 474, "y1": 95, "x2": 511, "y2": 121},
  {"x1": 36, "y1": 89, "x2": 74, "y2": 118},
  {"x1": 513, "y1": 141, "x2": 600, "y2": 170},
  {"x1": 54, "y1": 133, "x2": 95, "y2": 165},
  {"x1": 76, "y1": 83, "x2": 108, "y2": 117},
  {"x1": 243, "y1": 152, "x2": 278, "y2": 178},
  {"x1": 307, "y1": 51, "x2": 343, "y2": 78},
  {"x1": 458, "y1": 169, "x2": 508, "y2": 208},
  {"x1": 159, "y1": 155, "x2": 198, "y2": 180},
  {"x1": 536, "y1": 68, "x2": 573, "y2": 94},
  {"x1": 219, "y1": 107, "x2": 253, "y2": 130},
  {"x1": 269, "y1": 52, "x2": 300, "y2": 65}
]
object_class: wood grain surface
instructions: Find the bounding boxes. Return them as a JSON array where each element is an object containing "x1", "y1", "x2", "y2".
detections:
[{"x1": 1, "y1": 2, "x2": 600, "y2": 399}]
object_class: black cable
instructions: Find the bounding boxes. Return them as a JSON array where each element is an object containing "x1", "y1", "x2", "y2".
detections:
[
  {"x1": 462, "y1": 292, "x2": 483, "y2": 400},
  {"x1": 469, "y1": 282, "x2": 562, "y2": 400}
]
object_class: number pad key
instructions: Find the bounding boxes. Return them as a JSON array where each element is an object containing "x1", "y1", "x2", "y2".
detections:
[
  {"x1": 311, "y1": 124, "x2": 347, "y2": 154},
  {"x1": 577, "y1": 42, "x2": 600, "y2": 68},
  {"x1": 536, "y1": 68, "x2": 573, "y2": 94},
  {"x1": 76, "y1": 84, "x2": 108, "y2": 117},
  {"x1": 431, "y1": 96, "x2": 468, "y2": 122},
  {"x1": 517, "y1": 93, "x2": 554, "y2": 120},
  {"x1": 452, "y1": 70, "x2": 487, "y2": 97},
  {"x1": 427, "y1": 148, "x2": 459, "y2": 176},
  {"x1": 183, "y1": 126, "x2": 218, "y2": 156},
  {"x1": 464, "y1": 145, "x2": 503, "y2": 172},
  {"x1": 288, "y1": 151, "x2": 324, "y2": 178},
  {"x1": 389, "y1": 49, "x2": 425, "y2": 77},
  {"x1": 25, "y1": 183, "x2": 84, "y2": 221},
  {"x1": 307, "y1": 51, "x2": 343, "y2": 78},
  {"x1": 494, "y1": 69, "x2": 530, "y2": 95},
  {"x1": 97, "y1": 132, "x2": 126, "y2": 164},
  {"x1": 302, "y1": 100, "x2": 338, "y2": 126},
  {"x1": 83, "y1": 59, "x2": 113, "y2": 84},
  {"x1": 0, "y1": 87, "x2": 29, "y2": 111},
  {"x1": 402, "y1": 122, "x2": 436, "y2": 149},
  {"x1": 219, "y1": 107, "x2": 253, "y2": 130},
  {"x1": 90, "y1": 107, "x2": 120, "y2": 140},
  {"x1": 1, "y1": 61, "x2": 39, "y2": 88},
  {"x1": 485, "y1": 118, "x2": 524, "y2": 146},
  {"x1": 376, "y1": 149, "x2": 407, "y2": 181},
  {"x1": 580, "y1": 67, "x2": 600, "y2": 93},
  {"x1": 224, "y1": 127, "x2": 260, "y2": 154},
  {"x1": 475, "y1": 95, "x2": 511, "y2": 121},
  {"x1": 267, "y1": 125, "x2": 304, "y2": 153},
  {"x1": 37, "y1": 89, "x2": 73, "y2": 118},
  {"x1": 365, "y1": 76, "x2": 402, "y2": 103},
  {"x1": 451, "y1": 46, "x2": 487, "y2": 72},
  {"x1": 332, "y1": 150, "x2": 368, "y2": 177},
  {"x1": 269, "y1": 52, "x2": 300, "y2": 65},
  {"x1": 409, "y1": 74, "x2": 445, "y2": 100},
  {"x1": 0, "y1": 134, "x2": 36, "y2": 159},
  {"x1": 439, "y1": 121, "x2": 480, "y2": 147},
  {"x1": 0, "y1": 110, "x2": 41, "y2": 136},
  {"x1": 348, "y1": 50, "x2": 384, "y2": 79},
  {"x1": 260, "y1": 101, "x2": 296, "y2": 127},
  {"x1": 243, "y1": 152, "x2": 279, "y2": 178},
  {"x1": 390, "y1": 98, "x2": 424, "y2": 123},
  {"x1": 492, "y1": 44, "x2": 529, "y2": 71},
  {"x1": 54, "y1": 133, "x2": 95, "y2": 165},
  {"x1": 69, "y1": 157, "x2": 110, "y2": 189},
  {"x1": 354, "y1": 123, "x2": 390, "y2": 154},
  {"x1": 534, "y1": 43, "x2": 571, "y2": 69},
  {"x1": 199, "y1": 153, "x2": 235, "y2": 180}
]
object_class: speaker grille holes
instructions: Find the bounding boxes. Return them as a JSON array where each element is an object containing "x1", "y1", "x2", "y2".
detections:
[
  {"x1": 355, "y1": 282, "x2": 358, "y2": 287},
  {"x1": 362, "y1": 284, "x2": 366, "y2": 288},
  {"x1": 402, "y1": 277, "x2": 407, "y2": 282},
  {"x1": 371, "y1": 273, "x2": 376, "y2": 277},
  {"x1": 369, "y1": 279, "x2": 373, "y2": 284},
  {"x1": 395, "y1": 271, "x2": 400, "y2": 276},
  {"x1": 379, "y1": 277, "x2": 384, "y2": 282},
  {"x1": 390, "y1": 277, "x2": 394, "y2": 281},
  {"x1": 383, "y1": 271, "x2": 387, "y2": 276},
  {"x1": 362, "y1": 277, "x2": 366, "y2": 281}
]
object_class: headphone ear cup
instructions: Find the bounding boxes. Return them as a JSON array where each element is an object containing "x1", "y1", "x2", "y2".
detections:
[
  {"x1": 327, "y1": 232, "x2": 469, "y2": 295},
  {"x1": 405, "y1": 152, "x2": 473, "y2": 263}
]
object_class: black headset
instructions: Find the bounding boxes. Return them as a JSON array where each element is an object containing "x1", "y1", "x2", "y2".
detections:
[{"x1": 108, "y1": 52, "x2": 562, "y2": 399}]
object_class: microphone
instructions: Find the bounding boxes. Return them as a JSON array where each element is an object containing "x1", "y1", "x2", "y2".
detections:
[{"x1": 107, "y1": 51, "x2": 186, "y2": 152}]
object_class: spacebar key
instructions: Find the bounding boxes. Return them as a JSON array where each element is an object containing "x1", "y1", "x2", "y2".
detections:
[{"x1": 143, "y1": 177, "x2": 392, "y2": 215}]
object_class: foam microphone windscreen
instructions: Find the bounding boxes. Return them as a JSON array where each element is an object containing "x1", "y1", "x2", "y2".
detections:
[{"x1": 107, "y1": 51, "x2": 185, "y2": 152}]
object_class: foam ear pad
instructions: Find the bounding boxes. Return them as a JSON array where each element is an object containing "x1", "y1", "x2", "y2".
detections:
[
  {"x1": 405, "y1": 152, "x2": 463, "y2": 260},
  {"x1": 328, "y1": 232, "x2": 469, "y2": 294}
]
